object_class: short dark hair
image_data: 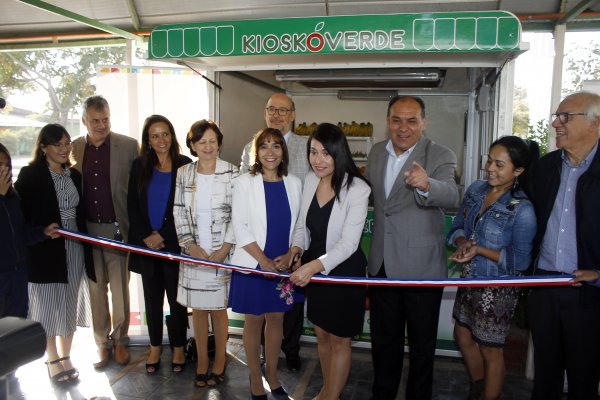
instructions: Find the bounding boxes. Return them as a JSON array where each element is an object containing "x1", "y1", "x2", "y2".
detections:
[
  {"x1": 387, "y1": 95, "x2": 426, "y2": 118},
  {"x1": 308, "y1": 123, "x2": 369, "y2": 199},
  {"x1": 186, "y1": 119, "x2": 223, "y2": 157},
  {"x1": 31, "y1": 123, "x2": 72, "y2": 167},
  {"x1": 83, "y1": 95, "x2": 109, "y2": 118},
  {"x1": 250, "y1": 128, "x2": 289, "y2": 177}
]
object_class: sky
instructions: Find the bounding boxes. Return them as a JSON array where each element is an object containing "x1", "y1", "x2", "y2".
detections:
[{"x1": 515, "y1": 31, "x2": 600, "y2": 124}]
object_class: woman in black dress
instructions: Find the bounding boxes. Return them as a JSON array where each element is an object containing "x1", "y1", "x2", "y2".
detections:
[{"x1": 289, "y1": 123, "x2": 371, "y2": 400}]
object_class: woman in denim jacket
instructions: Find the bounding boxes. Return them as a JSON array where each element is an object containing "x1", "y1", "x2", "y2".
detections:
[{"x1": 447, "y1": 136, "x2": 538, "y2": 400}]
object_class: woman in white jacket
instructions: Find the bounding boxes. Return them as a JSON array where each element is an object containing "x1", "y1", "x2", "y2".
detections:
[
  {"x1": 289, "y1": 123, "x2": 371, "y2": 400},
  {"x1": 228, "y1": 128, "x2": 302, "y2": 400}
]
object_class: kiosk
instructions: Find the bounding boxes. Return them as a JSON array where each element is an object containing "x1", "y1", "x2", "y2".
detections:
[{"x1": 147, "y1": 11, "x2": 528, "y2": 354}]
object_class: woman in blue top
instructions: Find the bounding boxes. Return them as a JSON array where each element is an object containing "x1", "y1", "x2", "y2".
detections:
[
  {"x1": 229, "y1": 128, "x2": 302, "y2": 400},
  {"x1": 447, "y1": 136, "x2": 538, "y2": 400},
  {"x1": 127, "y1": 115, "x2": 192, "y2": 374}
]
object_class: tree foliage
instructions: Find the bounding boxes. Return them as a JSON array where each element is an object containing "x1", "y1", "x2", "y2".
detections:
[
  {"x1": 512, "y1": 85, "x2": 529, "y2": 136},
  {"x1": 527, "y1": 119, "x2": 549, "y2": 157},
  {"x1": 564, "y1": 42, "x2": 600, "y2": 93},
  {"x1": 0, "y1": 47, "x2": 125, "y2": 126}
]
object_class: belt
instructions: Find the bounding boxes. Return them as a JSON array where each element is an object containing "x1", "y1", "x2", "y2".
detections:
[{"x1": 87, "y1": 219, "x2": 116, "y2": 224}]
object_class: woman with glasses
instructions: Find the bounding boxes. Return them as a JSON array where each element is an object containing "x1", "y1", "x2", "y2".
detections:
[
  {"x1": 127, "y1": 115, "x2": 191, "y2": 374},
  {"x1": 447, "y1": 136, "x2": 538, "y2": 400},
  {"x1": 174, "y1": 120, "x2": 238, "y2": 388},
  {"x1": 288, "y1": 123, "x2": 371, "y2": 400},
  {"x1": 229, "y1": 128, "x2": 302, "y2": 400},
  {"x1": 15, "y1": 124, "x2": 95, "y2": 384}
]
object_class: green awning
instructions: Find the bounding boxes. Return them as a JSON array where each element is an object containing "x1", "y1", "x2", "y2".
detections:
[{"x1": 149, "y1": 11, "x2": 522, "y2": 60}]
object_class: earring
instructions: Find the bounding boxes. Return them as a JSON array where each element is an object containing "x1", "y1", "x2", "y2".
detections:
[{"x1": 513, "y1": 176, "x2": 519, "y2": 189}]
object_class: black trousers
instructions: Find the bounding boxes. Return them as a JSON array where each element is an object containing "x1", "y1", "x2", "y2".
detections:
[
  {"x1": 369, "y1": 265, "x2": 443, "y2": 400},
  {"x1": 141, "y1": 259, "x2": 188, "y2": 347},
  {"x1": 281, "y1": 301, "x2": 304, "y2": 357},
  {"x1": 528, "y1": 285, "x2": 600, "y2": 400}
]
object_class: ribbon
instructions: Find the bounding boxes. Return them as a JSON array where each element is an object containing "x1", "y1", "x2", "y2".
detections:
[{"x1": 57, "y1": 228, "x2": 573, "y2": 288}]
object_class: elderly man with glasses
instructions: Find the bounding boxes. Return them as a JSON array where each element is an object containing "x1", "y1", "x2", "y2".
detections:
[
  {"x1": 240, "y1": 92, "x2": 309, "y2": 372},
  {"x1": 527, "y1": 91, "x2": 600, "y2": 400}
]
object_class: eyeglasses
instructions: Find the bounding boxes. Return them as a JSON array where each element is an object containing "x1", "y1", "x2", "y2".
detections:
[
  {"x1": 551, "y1": 112, "x2": 586, "y2": 124},
  {"x1": 49, "y1": 142, "x2": 72, "y2": 150},
  {"x1": 265, "y1": 107, "x2": 294, "y2": 116}
]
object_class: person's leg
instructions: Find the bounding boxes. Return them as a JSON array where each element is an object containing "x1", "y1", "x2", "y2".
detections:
[
  {"x1": 57, "y1": 334, "x2": 79, "y2": 380},
  {"x1": 45, "y1": 337, "x2": 68, "y2": 383},
  {"x1": 86, "y1": 222, "x2": 112, "y2": 351},
  {"x1": 318, "y1": 326, "x2": 352, "y2": 400},
  {"x1": 281, "y1": 300, "x2": 304, "y2": 369},
  {"x1": 313, "y1": 325, "x2": 332, "y2": 400},
  {"x1": 561, "y1": 286, "x2": 600, "y2": 400},
  {"x1": 454, "y1": 323, "x2": 485, "y2": 381},
  {"x1": 527, "y1": 287, "x2": 564, "y2": 400},
  {"x1": 209, "y1": 309, "x2": 229, "y2": 376},
  {"x1": 479, "y1": 345, "x2": 505, "y2": 400},
  {"x1": 244, "y1": 313, "x2": 266, "y2": 396},
  {"x1": 163, "y1": 261, "x2": 187, "y2": 366},
  {"x1": 192, "y1": 309, "x2": 210, "y2": 377},
  {"x1": 369, "y1": 268, "x2": 406, "y2": 400},
  {"x1": 105, "y1": 247, "x2": 130, "y2": 347},
  {"x1": 404, "y1": 286, "x2": 443, "y2": 400},
  {"x1": 141, "y1": 270, "x2": 164, "y2": 368},
  {"x1": 264, "y1": 312, "x2": 285, "y2": 389}
]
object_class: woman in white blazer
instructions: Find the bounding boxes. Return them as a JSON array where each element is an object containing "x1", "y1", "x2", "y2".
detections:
[
  {"x1": 173, "y1": 120, "x2": 238, "y2": 387},
  {"x1": 288, "y1": 123, "x2": 371, "y2": 400},
  {"x1": 228, "y1": 128, "x2": 302, "y2": 400}
]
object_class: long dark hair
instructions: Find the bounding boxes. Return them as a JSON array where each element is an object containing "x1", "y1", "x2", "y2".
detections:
[
  {"x1": 0, "y1": 142, "x2": 14, "y2": 196},
  {"x1": 31, "y1": 123, "x2": 72, "y2": 167},
  {"x1": 250, "y1": 128, "x2": 289, "y2": 177},
  {"x1": 308, "y1": 123, "x2": 370, "y2": 200},
  {"x1": 489, "y1": 135, "x2": 539, "y2": 199},
  {"x1": 138, "y1": 115, "x2": 181, "y2": 192}
]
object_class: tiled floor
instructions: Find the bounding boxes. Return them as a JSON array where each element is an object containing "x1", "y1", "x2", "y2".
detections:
[{"x1": 4, "y1": 327, "x2": 536, "y2": 400}]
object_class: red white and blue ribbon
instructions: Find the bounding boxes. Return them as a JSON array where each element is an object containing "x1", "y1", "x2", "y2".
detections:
[{"x1": 57, "y1": 228, "x2": 573, "y2": 288}]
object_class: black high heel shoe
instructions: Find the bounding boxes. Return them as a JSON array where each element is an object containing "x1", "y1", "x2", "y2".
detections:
[
  {"x1": 260, "y1": 365, "x2": 289, "y2": 399},
  {"x1": 58, "y1": 356, "x2": 79, "y2": 381},
  {"x1": 146, "y1": 347, "x2": 162, "y2": 374},
  {"x1": 249, "y1": 375, "x2": 267, "y2": 400}
]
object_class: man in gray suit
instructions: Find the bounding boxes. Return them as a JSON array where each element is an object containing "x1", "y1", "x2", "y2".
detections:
[
  {"x1": 365, "y1": 95, "x2": 459, "y2": 400},
  {"x1": 240, "y1": 92, "x2": 309, "y2": 371},
  {"x1": 72, "y1": 95, "x2": 138, "y2": 369}
]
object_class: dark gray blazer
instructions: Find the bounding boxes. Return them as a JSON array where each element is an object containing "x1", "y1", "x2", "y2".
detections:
[{"x1": 365, "y1": 136, "x2": 459, "y2": 279}]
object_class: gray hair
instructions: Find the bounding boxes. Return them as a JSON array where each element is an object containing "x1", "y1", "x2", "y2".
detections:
[{"x1": 82, "y1": 95, "x2": 110, "y2": 118}]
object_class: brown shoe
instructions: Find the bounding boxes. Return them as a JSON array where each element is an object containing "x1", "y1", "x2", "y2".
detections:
[
  {"x1": 93, "y1": 347, "x2": 111, "y2": 369},
  {"x1": 113, "y1": 345, "x2": 130, "y2": 365}
]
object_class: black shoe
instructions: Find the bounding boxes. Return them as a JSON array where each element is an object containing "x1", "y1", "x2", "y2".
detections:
[{"x1": 285, "y1": 355, "x2": 301, "y2": 372}]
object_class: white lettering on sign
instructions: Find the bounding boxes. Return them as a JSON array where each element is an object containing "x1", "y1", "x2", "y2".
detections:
[{"x1": 241, "y1": 23, "x2": 405, "y2": 54}]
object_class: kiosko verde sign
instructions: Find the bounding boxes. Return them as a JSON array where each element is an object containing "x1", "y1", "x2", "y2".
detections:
[{"x1": 149, "y1": 11, "x2": 521, "y2": 59}]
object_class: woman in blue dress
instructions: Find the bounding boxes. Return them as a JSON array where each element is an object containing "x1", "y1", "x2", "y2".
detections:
[
  {"x1": 229, "y1": 128, "x2": 302, "y2": 400},
  {"x1": 447, "y1": 136, "x2": 538, "y2": 400}
]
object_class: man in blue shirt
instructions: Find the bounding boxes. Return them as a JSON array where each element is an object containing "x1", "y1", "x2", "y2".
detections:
[{"x1": 527, "y1": 91, "x2": 600, "y2": 400}]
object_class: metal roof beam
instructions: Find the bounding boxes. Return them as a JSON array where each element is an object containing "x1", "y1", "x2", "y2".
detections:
[
  {"x1": 123, "y1": 0, "x2": 141, "y2": 32},
  {"x1": 16, "y1": 0, "x2": 143, "y2": 44},
  {"x1": 557, "y1": 0, "x2": 598, "y2": 25}
]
